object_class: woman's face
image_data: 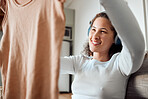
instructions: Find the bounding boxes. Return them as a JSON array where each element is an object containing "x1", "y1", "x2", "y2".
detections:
[{"x1": 89, "y1": 17, "x2": 115, "y2": 54}]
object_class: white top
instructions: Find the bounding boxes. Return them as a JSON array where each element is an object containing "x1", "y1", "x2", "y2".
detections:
[{"x1": 60, "y1": 0, "x2": 145, "y2": 99}]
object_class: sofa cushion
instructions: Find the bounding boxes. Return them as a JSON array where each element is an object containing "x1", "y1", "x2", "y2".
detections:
[{"x1": 125, "y1": 56, "x2": 148, "y2": 99}]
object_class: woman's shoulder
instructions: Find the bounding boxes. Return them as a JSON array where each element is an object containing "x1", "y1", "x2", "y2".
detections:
[
  {"x1": 70, "y1": 53, "x2": 120, "y2": 63},
  {"x1": 109, "y1": 52, "x2": 121, "y2": 62}
]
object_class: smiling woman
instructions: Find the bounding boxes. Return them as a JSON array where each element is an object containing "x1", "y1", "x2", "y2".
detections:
[
  {"x1": 60, "y1": 0, "x2": 145, "y2": 99},
  {"x1": 82, "y1": 12, "x2": 122, "y2": 59},
  {"x1": 89, "y1": 18, "x2": 116, "y2": 61}
]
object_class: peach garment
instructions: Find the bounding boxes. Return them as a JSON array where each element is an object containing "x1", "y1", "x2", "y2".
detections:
[{"x1": 0, "y1": 0, "x2": 65, "y2": 99}]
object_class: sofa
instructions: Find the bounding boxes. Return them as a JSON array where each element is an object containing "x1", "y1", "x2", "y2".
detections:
[{"x1": 125, "y1": 53, "x2": 148, "y2": 99}]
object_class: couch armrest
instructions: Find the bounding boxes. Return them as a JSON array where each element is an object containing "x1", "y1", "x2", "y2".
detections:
[{"x1": 125, "y1": 54, "x2": 148, "y2": 99}]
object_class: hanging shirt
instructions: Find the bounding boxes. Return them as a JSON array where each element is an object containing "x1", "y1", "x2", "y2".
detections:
[
  {"x1": 60, "y1": 0, "x2": 145, "y2": 99},
  {"x1": 0, "y1": 0, "x2": 65, "y2": 99}
]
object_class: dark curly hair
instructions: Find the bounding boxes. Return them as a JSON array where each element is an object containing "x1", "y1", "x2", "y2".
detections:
[{"x1": 82, "y1": 12, "x2": 122, "y2": 57}]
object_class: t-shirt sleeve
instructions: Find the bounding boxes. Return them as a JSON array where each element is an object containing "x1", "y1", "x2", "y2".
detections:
[
  {"x1": 100, "y1": 0, "x2": 145, "y2": 76},
  {"x1": 60, "y1": 55, "x2": 84, "y2": 74}
]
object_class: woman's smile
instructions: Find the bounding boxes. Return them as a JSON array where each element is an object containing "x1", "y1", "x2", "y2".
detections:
[{"x1": 91, "y1": 39, "x2": 102, "y2": 46}]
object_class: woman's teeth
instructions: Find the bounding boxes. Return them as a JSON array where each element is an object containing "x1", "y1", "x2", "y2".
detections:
[
  {"x1": 93, "y1": 41, "x2": 101, "y2": 44},
  {"x1": 92, "y1": 41, "x2": 101, "y2": 45}
]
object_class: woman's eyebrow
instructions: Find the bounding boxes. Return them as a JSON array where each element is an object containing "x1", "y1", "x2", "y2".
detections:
[
  {"x1": 92, "y1": 26, "x2": 108, "y2": 31},
  {"x1": 100, "y1": 28, "x2": 108, "y2": 31}
]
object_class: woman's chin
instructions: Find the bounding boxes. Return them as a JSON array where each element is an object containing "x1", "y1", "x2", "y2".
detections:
[{"x1": 90, "y1": 48, "x2": 99, "y2": 53}]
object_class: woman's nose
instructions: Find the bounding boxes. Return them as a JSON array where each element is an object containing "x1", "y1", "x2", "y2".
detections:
[{"x1": 92, "y1": 32, "x2": 100, "y2": 40}]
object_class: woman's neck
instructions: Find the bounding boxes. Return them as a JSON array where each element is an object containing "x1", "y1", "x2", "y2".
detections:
[{"x1": 93, "y1": 52, "x2": 110, "y2": 62}]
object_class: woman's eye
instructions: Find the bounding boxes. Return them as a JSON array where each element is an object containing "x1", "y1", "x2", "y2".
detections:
[
  {"x1": 91, "y1": 28, "x2": 96, "y2": 32},
  {"x1": 101, "y1": 31, "x2": 107, "y2": 33}
]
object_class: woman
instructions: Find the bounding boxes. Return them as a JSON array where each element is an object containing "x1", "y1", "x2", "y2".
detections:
[
  {"x1": 82, "y1": 12, "x2": 122, "y2": 59},
  {"x1": 60, "y1": 0, "x2": 145, "y2": 99}
]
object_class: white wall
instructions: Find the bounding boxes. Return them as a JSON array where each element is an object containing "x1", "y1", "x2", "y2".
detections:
[
  {"x1": 65, "y1": 0, "x2": 148, "y2": 55},
  {"x1": 145, "y1": 0, "x2": 148, "y2": 52},
  {"x1": 127, "y1": 0, "x2": 147, "y2": 52}
]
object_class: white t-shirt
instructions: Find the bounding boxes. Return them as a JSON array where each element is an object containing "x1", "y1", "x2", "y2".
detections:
[
  {"x1": 61, "y1": 53, "x2": 128, "y2": 99},
  {"x1": 60, "y1": 0, "x2": 145, "y2": 99}
]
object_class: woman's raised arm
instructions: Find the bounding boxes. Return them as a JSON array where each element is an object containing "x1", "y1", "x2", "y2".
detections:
[{"x1": 100, "y1": 0, "x2": 145, "y2": 76}]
